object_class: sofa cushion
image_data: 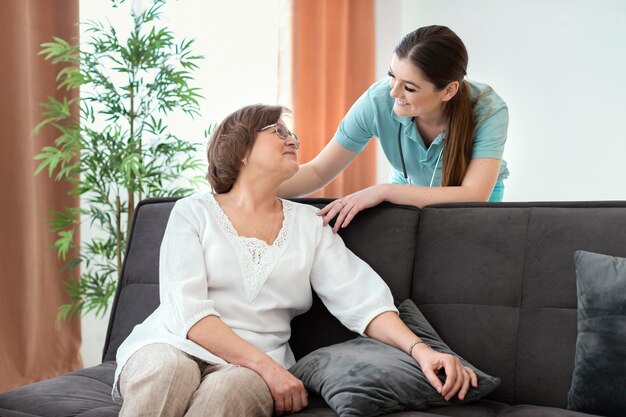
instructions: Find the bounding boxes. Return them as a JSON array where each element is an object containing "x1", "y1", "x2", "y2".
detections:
[
  {"x1": 514, "y1": 208, "x2": 626, "y2": 408},
  {"x1": 413, "y1": 204, "x2": 626, "y2": 408},
  {"x1": 412, "y1": 206, "x2": 528, "y2": 405},
  {"x1": 389, "y1": 400, "x2": 508, "y2": 416},
  {"x1": 496, "y1": 404, "x2": 601, "y2": 416},
  {"x1": 0, "y1": 362, "x2": 119, "y2": 417},
  {"x1": 294, "y1": 399, "x2": 508, "y2": 417},
  {"x1": 290, "y1": 300, "x2": 500, "y2": 417},
  {"x1": 567, "y1": 251, "x2": 626, "y2": 417}
]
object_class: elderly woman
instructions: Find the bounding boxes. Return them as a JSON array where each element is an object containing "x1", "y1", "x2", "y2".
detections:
[{"x1": 112, "y1": 104, "x2": 477, "y2": 417}]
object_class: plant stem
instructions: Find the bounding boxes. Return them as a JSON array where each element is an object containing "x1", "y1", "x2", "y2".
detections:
[
  {"x1": 127, "y1": 76, "x2": 136, "y2": 240},
  {"x1": 115, "y1": 195, "x2": 122, "y2": 273}
]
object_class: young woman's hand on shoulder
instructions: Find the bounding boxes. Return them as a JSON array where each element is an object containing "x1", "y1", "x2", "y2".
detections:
[{"x1": 316, "y1": 184, "x2": 390, "y2": 232}]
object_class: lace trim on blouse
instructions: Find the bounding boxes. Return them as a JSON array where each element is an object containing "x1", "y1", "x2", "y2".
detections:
[{"x1": 205, "y1": 193, "x2": 293, "y2": 302}]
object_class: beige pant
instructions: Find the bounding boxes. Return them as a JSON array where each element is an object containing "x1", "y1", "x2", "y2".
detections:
[{"x1": 118, "y1": 343, "x2": 274, "y2": 417}]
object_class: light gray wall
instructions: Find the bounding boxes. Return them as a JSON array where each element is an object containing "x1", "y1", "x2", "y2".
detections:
[{"x1": 375, "y1": 0, "x2": 626, "y2": 201}]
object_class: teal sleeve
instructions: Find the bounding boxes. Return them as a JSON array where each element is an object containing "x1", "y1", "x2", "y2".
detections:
[
  {"x1": 472, "y1": 105, "x2": 509, "y2": 160},
  {"x1": 333, "y1": 89, "x2": 378, "y2": 153}
]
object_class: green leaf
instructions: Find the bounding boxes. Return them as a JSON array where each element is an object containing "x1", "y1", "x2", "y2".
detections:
[
  {"x1": 53, "y1": 229, "x2": 75, "y2": 260},
  {"x1": 63, "y1": 257, "x2": 82, "y2": 271},
  {"x1": 46, "y1": 207, "x2": 81, "y2": 232},
  {"x1": 34, "y1": 146, "x2": 61, "y2": 176}
]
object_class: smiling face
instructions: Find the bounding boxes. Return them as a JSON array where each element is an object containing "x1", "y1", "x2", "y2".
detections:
[
  {"x1": 388, "y1": 53, "x2": 453, "y2": 123},
  {"x1": 246, "y1": 118, "x2": 300, "y2": 179}
]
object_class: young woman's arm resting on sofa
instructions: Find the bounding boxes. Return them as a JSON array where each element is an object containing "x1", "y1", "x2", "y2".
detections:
[{"x1": 365, "y1": 311, "x2": 478, "y2": 401}]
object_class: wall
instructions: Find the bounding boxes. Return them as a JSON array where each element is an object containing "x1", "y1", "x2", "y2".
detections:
[{"x1": 375, "y1": 0, "x2": 626, "y2": 201}]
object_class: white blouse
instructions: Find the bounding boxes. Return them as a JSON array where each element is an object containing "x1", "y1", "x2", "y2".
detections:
[{"x1": 112, "y1": 193, "x2": 397, "y2": 403}]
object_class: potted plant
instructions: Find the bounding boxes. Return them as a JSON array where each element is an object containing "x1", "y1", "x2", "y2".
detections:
[{"x1": 35, "y1": 0, "x2": 207, "y2": 321}]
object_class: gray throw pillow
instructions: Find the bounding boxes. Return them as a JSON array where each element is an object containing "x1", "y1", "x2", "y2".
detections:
[
  {"x1": 567, "y1": 251, "x2": 626, "y2": 417},
  {"x1": 289, "y1": 299, "x2": 501, "y2": 417}
]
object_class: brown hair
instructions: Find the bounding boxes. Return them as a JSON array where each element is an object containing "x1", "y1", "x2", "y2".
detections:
[
  {"x1": 395, "y1": 25, "x2": 475, "y2": 186},
  {"x1": 206, "y1": 104, "x2": 285, "y2": 193}
]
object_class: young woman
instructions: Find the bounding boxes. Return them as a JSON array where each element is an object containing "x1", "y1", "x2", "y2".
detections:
[
  {"x1": 279, "y1": 25, "x2": 509, "y2": 232},
  {"x1": 113, "y1": 104, "x2": 477, "y2": 417}
]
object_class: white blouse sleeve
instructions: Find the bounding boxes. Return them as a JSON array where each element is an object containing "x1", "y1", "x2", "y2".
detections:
[
  {"x1": 310, "y1": 222, "x2": 397, "y2": 336},
  {"x1": 159, "y1": 199, "x2": 220, "y2": 338}
]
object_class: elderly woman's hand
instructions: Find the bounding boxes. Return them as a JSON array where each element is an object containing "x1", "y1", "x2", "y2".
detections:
[
  {"x1": 412, "y1": 346, "x2": 478, "y2": 401},
  {"x1": 317, "y1": 184, "x2": 389, "y2": 233},
  {"x1": 256, "y1": 360, "x2": 308, "y2": 416}
]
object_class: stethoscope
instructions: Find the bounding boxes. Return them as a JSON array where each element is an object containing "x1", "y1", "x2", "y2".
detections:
[{"x1": 397, "y1": 122, "x2": 444, "y2": 187}]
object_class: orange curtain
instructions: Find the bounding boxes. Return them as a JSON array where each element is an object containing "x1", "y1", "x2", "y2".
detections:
[
  {"x1": 292, "y1": 0, "x2": 377, "y2": 197},
  {"x1": 0, "y1": 0, "x2": 82, "y2": 391}
]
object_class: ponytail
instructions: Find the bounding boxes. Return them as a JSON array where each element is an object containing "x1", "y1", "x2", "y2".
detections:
[{"x1": 441, "y1": 80, "x2": 474, "y2": 186}]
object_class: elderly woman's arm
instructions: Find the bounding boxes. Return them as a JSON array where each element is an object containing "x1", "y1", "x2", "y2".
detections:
[
  {"x1": 187, "y1": 317, "x2": 307, "y2": 416},
  {"x1": 365, "y1": 311, "x2": 477, "y2": 401},
  {"x1": 310, "y1": 221, "x2": 476, "y2": 402}
]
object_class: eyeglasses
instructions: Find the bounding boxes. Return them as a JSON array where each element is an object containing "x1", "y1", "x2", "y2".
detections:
[{"x1": 260, "y1": 123, "x2": 300, "y2": 150}]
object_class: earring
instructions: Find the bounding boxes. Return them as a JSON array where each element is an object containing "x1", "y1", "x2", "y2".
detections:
[{"x1": 242, "y1": 158, "x2": 248, "y2": 166}]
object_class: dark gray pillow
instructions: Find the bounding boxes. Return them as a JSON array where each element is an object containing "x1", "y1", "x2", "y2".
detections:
[
  {"x1": 567, "y1": 251, "x2": 626, "y2": 417},
  {"x1": 289, "y1": 299, "x2": 501, "y2": 417}
]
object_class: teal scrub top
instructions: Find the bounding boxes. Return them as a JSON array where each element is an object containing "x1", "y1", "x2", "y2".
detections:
[{"x1": 333, "y1": 78, "x2": 509, "y2": 202}]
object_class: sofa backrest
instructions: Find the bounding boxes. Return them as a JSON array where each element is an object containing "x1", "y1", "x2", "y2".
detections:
[
  {"x1": 412, "y1": 202, "x2": 626, "y2": 408},
  {"x1": 102, "y1": 197, "x2": 626, "y2": 409},
  {"x1": 103, "y1": 197, "x2": 178, "y2": 362},
  {"x1": 103, "y1": 197, "x2": 420, "y2": 362}
]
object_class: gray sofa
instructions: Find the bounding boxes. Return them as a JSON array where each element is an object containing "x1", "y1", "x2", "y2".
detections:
[{"x1": 2, "y1": 197, "x2": 624, "y2": 417}]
